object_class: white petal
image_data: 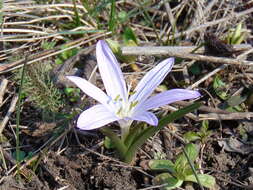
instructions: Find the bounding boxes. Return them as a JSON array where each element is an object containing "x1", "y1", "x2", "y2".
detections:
[
  {"x1": 140, "y1": 89, "x2": 201, "y2": 110},
  {"x1": 67, "y1": 76, "x2": 109, "y2": 105},
  {"x1": 131, "y1": 111, "x2": 158, "y2": 126},
  {"x1": 77, "y1": 104, "x2": 119, "y2": 130},
  {"x1": 96, "y1": 40, "x2": 127, "y2": 101},
  {"x1": 130, "y1": 58, "x2": 174, "y2": 103}
]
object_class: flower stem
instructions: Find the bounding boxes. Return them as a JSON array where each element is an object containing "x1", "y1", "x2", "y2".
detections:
[{"x1": 119, "y1": 120, "x2": 132, "y2": 142}]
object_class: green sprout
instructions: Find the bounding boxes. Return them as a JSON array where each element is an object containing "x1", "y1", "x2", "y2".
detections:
[
  {"x1": 147, "y1": 143, "x2": 215, "y2": 190},
  {"x1": 184, "y1": 120, "x2": 213, "y2": 144}
]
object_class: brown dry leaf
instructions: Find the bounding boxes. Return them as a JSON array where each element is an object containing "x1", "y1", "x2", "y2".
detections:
[{"x1": 218, "y1": 137, "x2": 253, "y2": 155}]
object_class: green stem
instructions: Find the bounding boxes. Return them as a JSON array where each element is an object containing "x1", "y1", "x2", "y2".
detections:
[
  {"x1": 16, "y1": 61, "x2": 26, "y2": 179},
  {"x1": 124, "y1": 102, "x2": 201, "y2": 164},
  {"x1": 182, "y1": 147, "x2": 204, "y2": 190},
  {"x1": 118, "y1": 120, "x2": 132, "y2": 142},
  {"x1": 100, "y1": 127, "x2": 127, "y2": 160}
]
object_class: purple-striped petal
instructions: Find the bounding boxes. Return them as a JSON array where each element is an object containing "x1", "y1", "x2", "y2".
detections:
[
  {"x1": 131, "y1": 111, "x2": 158, "y2": 126},
  {"x1": 67, "y1": 76, "x2": 109, "y2": 105},
  {"x1": 77, "y1": 104, "x2": 119, "y2": 130},
  {"x1": 96, "y1": 40, "x2": 127, "y2": 101},
  {"x1": 141, "y1": 89, "x2": 201, "y2": 110},
  {"x1": 130, "y1": 58, "x2": 174, "y2": 103}
]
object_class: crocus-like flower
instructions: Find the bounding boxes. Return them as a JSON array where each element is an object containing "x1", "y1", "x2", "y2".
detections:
[{"x1": 67, "y1": 40, "x2": 200, "y2": 138}]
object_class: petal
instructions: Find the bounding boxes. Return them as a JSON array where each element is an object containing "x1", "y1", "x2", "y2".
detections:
[
  {"x1": 131, "y1": 111, "x2": 158, "y2": 126},
  {"x1": 77, "y1": 104, "x2": 119, "y2": 130},
  {"x1": 67, "y1": 76, "x2": 109, "y2": 105},
  {"x1": 130, "y1": 57, "x2": 174, "y2": 103},
  {"x1": 96, "y1": 40, "x2": 127, "y2": 101},
  {"x1": 140, "y1": 89, "x2": 201, "y2": 110}
]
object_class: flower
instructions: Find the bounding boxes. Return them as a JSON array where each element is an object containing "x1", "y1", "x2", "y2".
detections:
[{"x1": 67, "y1": 40, "x2": 200, "y2": 133}]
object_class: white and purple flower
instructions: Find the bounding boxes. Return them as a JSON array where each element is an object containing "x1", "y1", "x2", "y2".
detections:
[{"x1": 67, "y1": 40, "x2": 200, "y2": 137}]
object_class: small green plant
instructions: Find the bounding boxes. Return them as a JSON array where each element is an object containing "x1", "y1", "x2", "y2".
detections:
[
  {"x1": 146, "y1": 143, "x2": 215, "y2": 189},
  {"x1": 184, "y1": 120, "x2": 212, "y2": 143},
  {"x1": 213, "y1": 75, "x2": 229, "y2": 100},
  {"x1": 13, "y1": 63, "x2": 65, "y2": 115},
  {"x1": 226, "y1": 22, "x2": 247, "y2": 45},
  {"x1": 55, "y1": 45, "x2": 79, "y2": 65},
  {"x1": 41, "y1": 41, "x2": 57, "y2": 50},
  {"x1": 213, "y1": 75, "x2": 248, "y2": 111},
  {"x1": 106, "y1": 27, "x2": 138, "y2": 64},
  {"x1": 64, "y1": 87, "x2": 81, "y2": 102}
]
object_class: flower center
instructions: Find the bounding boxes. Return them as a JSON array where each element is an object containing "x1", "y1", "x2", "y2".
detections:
[{"x1": 109, "y1": 94, "x2": 138, "y2": 119}]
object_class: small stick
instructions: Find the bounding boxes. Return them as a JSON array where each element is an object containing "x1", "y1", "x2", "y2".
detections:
[
  {"x1": 0, "y1": 79, "x2": 8, "y2": 105},
  {"x1": 122, "y1": 44, "x2": 251, "y2": 55},
  {"x1": 164, "y1": 2, "x2": 177, "y2": 32},
  {"x1": 187, "y1": 47, "x2": 253, "y2": 89},
  {"x1": 0, "y1": 95, "x2": 18, "y2": 134},
  {"x1": 199, "y1": 112, "x2": 253, "y2": 120},
  {"x1": 173, "y1": 101, "x2": 229, "y2": 114},
  {"x1": 187, "y1": 64, "x2": 227, "y2": 89},
  {"x1": 122, "y1": 46, "x2": 253, "y2": 66}
]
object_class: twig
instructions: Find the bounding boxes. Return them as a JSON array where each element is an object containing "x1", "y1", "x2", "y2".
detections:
[
  {"x1": 0, "y1": 79, "x2": 8, "y2": 105},
  {"x1": 122, "y1": 44, "x2": 251, "y2": 55},
  {"x1": 0, "y1": 95, "x2": 18, "y2": 134},
  {"x1": 122, "y1": 46, "x2": 253, "y2": 66},
  {"x1": 164, "y1": 1, "x2": 177, "y2": 32},
  {"x1": 187, "y1": 64, "x2": 227, "y2": 89},
  {"x1": 173, "y1": 101, "x2": 229, "y2": 114},
  {"x1": 199, "y1": 112, "x2": 253, "y2": 120}
]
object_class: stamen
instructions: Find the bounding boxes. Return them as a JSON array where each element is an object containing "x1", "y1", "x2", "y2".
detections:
[
  {"x1": 116, "y1": 107, "x2": 123, "y2": 115},
  {"x1": 114, "y1": 94, "x2": 121, "y2": 101},
  {"x1": 129, "y1": 101, "x2": 138, "y2": 110},
  {"x1": 129, "y1": 91, "x2": 136, "y2": 96}
]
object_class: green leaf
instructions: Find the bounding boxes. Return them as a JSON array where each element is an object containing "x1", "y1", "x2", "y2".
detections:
[
  {"x1": 124, "y1": 123, "x2": 143, "y2": 149},
  {"x1": 72, "y1": 0, "x2": 81, "y2": 27},
  {"x1": 189, "y1": 63, "x2": 201, "y2": 75},
  {"x1": 232, "y1": 22, "x2": 242, "y2": 44},
  {"x1": 55, "y1": 58, "x2": 63, "y2": 65},
  {"x1": 148, "y1": 160, "x2": 175, "y2": 173},
  {"x1": 108, "y1": 0, "x2": 116, "y2": 32},
  {"x1": 64, "y1": 87, "x2": 75, "y2": 94},
  {"x1": 12, "y1": 150, "x2": 26, "y2": 162},
  {"x1": 227, "y1": 95, "x2": 247, "y2": 107},
  {"x1": 100, "y1": 127, "x2": 127, "y2": 160},
  {"x1": 185, "y1": 174, "x2": 216, "y2": 188},
  {"x1": 201, "y1": 120, "x2": 209, "y2": 132},
  {"x1": 234, "y1": 33, "x2": 245, "y2": 45},
  {"x1": 106, "y1": 39, "x2": 136, "y2": 63},
  {"x1": 153, "y1": 173, "x2": 183, "y2": 190},
  {"x1": 179, "y1": 143, "x2": 199, "y2": 163},
  {"x1": 118, "y1": 11, "x2": 128, "y2": 23},
  {"x1": 123, "y1": 102, "x2": 201, "y2": 163},
  {"x1": 175, "y1": 144, "x2": 199, "y2": 177},
  {"x1": 106, "y1": 39, "x2": 121, "y2": 55},
  {"x1": 213, "y1": 75, "x2": 228, "y2": 100},
  {"x1": 123, "y1": 27, "x2": 138, "y2": 44},
  {"x1": 104, "y1": 136, "x2": 115, "y2": 149},
  {"x1": 184, "y1": 132, "x2": 201, "y2": 142}
]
